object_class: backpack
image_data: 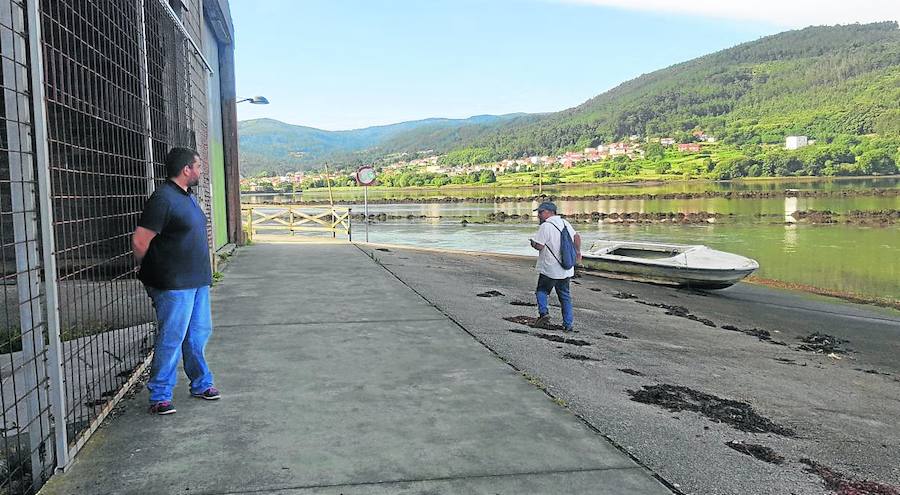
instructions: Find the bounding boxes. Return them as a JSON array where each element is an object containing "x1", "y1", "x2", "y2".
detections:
[{"x1": 549, "y1": 220, "x2": 578, "y2": 270}]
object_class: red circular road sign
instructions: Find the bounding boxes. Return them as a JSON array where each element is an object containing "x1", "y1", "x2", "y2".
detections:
[{"x1": 356, "y1": 165, "x2": 377, "y2": 186}]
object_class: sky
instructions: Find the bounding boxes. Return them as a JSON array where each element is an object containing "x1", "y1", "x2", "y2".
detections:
[{"x1": 231, "y1": 0, "x2": 900, "y2": 131}]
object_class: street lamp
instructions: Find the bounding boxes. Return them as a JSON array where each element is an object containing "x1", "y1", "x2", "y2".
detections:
[{"x1": 236, "y1": 96, "x2": 269, "y2": 104}]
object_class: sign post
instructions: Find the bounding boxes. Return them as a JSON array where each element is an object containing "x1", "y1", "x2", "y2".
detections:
[{"x1": 356, "y1": 165, "x2": 377, "y2": 242}]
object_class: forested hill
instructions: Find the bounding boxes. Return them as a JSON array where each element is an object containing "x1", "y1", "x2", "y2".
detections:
[
  {"x1": 459, "y1": 22, "x2": 900, "y2": 159},
  {"x1": 239, "y1": 22, "x2": 900, "y2": 174},
  {"x1": 237, "y1": 114, "x2": 532, "y2": 175}
]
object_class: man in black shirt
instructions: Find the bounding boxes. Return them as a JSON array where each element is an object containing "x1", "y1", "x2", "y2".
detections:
[{"x1": 133, "y1": 147, "x2": 220, "y2": 415}]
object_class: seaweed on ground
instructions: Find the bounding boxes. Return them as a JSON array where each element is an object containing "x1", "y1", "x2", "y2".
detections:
[
  {"x1": 800, "y1": 458, "x2": 900, "y2": 495},
  {"x1": 721, "y1": 324, "x2": 786, "y2": 345},
  {"x1": 618, "y1": 368, "x2": 644, "y2": 376},
  {"x1": 635, "y1": 300, "x2": 716, "y2": 327},
  {"x1": 532, "y1": 333, "x2": 591, "y2": 346},
  {"x1": 612, "y1": 292, "x2": 638, "y2": 299},
  {"x1": 628, "y1": 384, "x2": 795, "y2": 436},
  {"x1": 724, "y1": 441, "x2": 785, "y2": 464},
  {"x1": 564, "y1": 353, "x2": 599, "y2": 361},
  {"x1": 503, "y1": 315, "x2": 566, "y2": 332},
  {"x1": 476, "y1": 290, "x2": 504, "y2": 297},
  {"x1": 504, "y1": 324, "x2": 590, "y2": 346},
  {"x1": 797, "y1": 333, "x2": 849, "y2": 354}
]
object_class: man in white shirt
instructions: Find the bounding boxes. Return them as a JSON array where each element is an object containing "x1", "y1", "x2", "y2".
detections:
[{"x1": 529, "y1": 201, "x2": 582, "y2": 332}]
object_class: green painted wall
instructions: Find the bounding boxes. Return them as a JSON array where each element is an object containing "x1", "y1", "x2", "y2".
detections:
[
  {"x1": 210, "y1": 140, "x2": 227, "y2": 248},
  {"x1": 203, "y1": 16, "x2": 228, "y2": 249}
]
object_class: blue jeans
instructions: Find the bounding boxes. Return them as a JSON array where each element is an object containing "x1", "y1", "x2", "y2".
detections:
[
  {"x1": 536, "y1": 274, "x2": 574, "y2": 328},
  {"x1": 146, "y1": 286, "x2": 214, "y2": 403}
]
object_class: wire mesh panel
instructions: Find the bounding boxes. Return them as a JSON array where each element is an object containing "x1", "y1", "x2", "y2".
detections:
[
  {"x1": 0, "y1": 1, "x2": 54, "y2": 492},
  {"x1": 1, "y1": 0, "x2": 213, "y2": 490},
  {"x1": 179, "y1": 0, "x2": 212, "y2": 245},
  {"x1": 39, "y1": 0, "x2": 157, "y2": 447},
  {"x1": 145, "y1": 0, "x2": 195, "y2": 179},
  {"x1": 146, "y1": 0, "x2": 215, "y2": 247}
]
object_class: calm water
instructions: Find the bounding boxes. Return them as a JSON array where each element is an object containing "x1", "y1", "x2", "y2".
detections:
[
  {"x1": 254, "y1": 176, "x2": 900, "y2": 202},
  {"x1": 353, "y1": 222, "x2": 899, "y2": 301},
  {"x1": 244, "y1": 177, "x2": 900, "y2": 301},
  {"x1": 254, "y1": 195, "x2": 898, "y2": 219}
]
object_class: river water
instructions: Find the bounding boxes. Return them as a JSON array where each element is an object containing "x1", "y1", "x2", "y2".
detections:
[{"x1": 243, "y1": 177, "x2": 900, "y2": 301}]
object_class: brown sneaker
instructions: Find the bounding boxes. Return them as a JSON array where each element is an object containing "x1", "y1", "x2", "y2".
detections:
[{"x1": 531, "y1": 315, "x2": 551, "y2": 329}]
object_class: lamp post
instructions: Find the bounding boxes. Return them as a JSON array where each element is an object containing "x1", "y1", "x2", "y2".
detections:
[
  {"x1": 236, "y1": 96, "x2": 269, "y2": 104},
  {"x1": 236, "y1": 95, "x2": 272, "y2": 237}
]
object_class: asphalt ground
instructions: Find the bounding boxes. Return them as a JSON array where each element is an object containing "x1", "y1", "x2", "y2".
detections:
[{"x1": 358, "y1": 243, "x2": 900, "y2": 495}]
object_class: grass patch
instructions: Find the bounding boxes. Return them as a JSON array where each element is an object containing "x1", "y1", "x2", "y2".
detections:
[{"x1": 522, "y1": 371, "x2": 545, "y2": 390}]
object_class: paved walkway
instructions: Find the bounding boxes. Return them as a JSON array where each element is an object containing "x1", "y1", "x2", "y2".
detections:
[{"x1": 40, "y1": 243, "x2": 670, "y2": 495}]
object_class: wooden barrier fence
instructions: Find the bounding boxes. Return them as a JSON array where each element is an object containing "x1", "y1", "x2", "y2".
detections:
[{"x1": 242, "y1": 205, "x2": 352, "y2": 241}]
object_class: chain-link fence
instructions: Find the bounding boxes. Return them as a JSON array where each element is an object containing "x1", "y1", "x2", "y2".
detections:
[
  {"x1": 1, "y1": 2, "x2": 54, "y2": 492},
  {"x1": 42, "y1": 0, "x2": 158, "y2": 456},
  {"x1": 0, "y1": 0, "x2": 214, "y2": 492}
]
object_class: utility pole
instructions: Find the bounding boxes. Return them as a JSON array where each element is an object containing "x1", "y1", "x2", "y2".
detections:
[
  {"x1": 324, "y1": 162, "x2": 335, "y2": 207},
  {"x1": 324, "y1": 163, "x2": 336, "y2": 238},
  {"x1": 539, "y1": 161, "x2": 543, "y2": 196}
]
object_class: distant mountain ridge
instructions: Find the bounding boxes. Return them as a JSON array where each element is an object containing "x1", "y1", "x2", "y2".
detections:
[
  {"x1": 238, "y1": 114, "x2": 532, "y2": 175},
  {"x1": 239, "y1": 22, "x2": 900, "y2": 175}
]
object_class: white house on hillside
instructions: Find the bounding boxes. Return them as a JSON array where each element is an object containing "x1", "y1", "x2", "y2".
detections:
[{"x1": 785, "y1": 136, "x2": 809, "y2": 150}]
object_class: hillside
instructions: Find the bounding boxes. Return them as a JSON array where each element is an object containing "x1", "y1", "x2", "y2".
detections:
[
  {"x1": 462, "y1": 22, "x2": 900, "y2": 159},
  {"x1": 238, "y1": 114, "x2": 530, "y2": 175},
  {"x1": 239, "y1": 22, "x2": 900, "y2": 175}
]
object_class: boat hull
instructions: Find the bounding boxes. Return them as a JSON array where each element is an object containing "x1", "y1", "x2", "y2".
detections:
[
  {"x1": 580, "y1": 257, "x2": 754, "y2": 288},
  {"x1": 580, "y1": 241, "x2": 760, "y2": 289}
]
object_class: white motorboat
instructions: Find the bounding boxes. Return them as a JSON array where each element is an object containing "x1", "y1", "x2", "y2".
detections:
[{"x1": 581, "y1": 240, "x2": 759, "y2": 289}]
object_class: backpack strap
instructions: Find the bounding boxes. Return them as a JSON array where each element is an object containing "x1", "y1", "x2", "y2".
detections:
[{"x1": 543, "y1": 220, "x2": 566, "y2": 268}]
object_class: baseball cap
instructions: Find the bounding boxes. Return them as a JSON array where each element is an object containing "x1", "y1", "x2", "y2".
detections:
[{"x1": 533, "y1": 201, "x2": 557, "y2": 213}]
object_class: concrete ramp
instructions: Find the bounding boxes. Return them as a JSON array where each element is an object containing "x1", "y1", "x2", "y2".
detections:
[{"x1": 40, "y1": 243, "x2": 670, "y2": 495}]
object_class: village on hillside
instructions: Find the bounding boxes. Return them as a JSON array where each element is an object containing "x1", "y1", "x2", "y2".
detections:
[{"x1": 238, "y1": 131, "x2": 832, "y2": 193}]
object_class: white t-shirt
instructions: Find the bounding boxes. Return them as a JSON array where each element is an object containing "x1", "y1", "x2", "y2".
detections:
[{"x1": 533, "y1": 215, "x2": 577, "y2": 279}]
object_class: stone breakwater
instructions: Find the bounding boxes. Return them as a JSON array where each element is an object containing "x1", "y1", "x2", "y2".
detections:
[
  {"x1": 280, "y1": 187, "x2": 899, "y2": 206},
  {"x1": 492, "y1": 211, "x2": 725, "y2": 224},
  {"x1": 347, "y1": 211, "x2": 726, "y2": 224},
  {"x1": 790, "y1": 209, "x2": 899, "y2": 225},
  {"x1": 347, "y1": 209, "x2": 899, "y2": 225}
]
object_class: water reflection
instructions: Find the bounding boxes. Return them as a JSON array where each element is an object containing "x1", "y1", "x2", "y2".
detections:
[
  {"x1": 263, "y1": 176, "x2": 900, "y2": 203},
  {"x1": 783, "y1": 224, "x2": 798, "y2": 253},
  {"x1": 248, "y1": 191, "x2": 899, "y2": 222}
]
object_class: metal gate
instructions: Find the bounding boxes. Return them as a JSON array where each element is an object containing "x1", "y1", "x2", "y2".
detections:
[{"x1": 1, "y1": 0, "x2": 209, "y2": 492}]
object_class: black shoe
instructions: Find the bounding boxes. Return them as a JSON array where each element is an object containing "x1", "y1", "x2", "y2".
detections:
[
  {"x1": 532, "y1": 315, "x2": 551, "y2": 329},
  {"x1": 191, "y1": 387, "x2": 221, "y2": 400}
]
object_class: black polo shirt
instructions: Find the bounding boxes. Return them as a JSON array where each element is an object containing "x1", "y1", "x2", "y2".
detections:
[{"x1": 137, "y1": 180, "x2": 212, "y2": 289}]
